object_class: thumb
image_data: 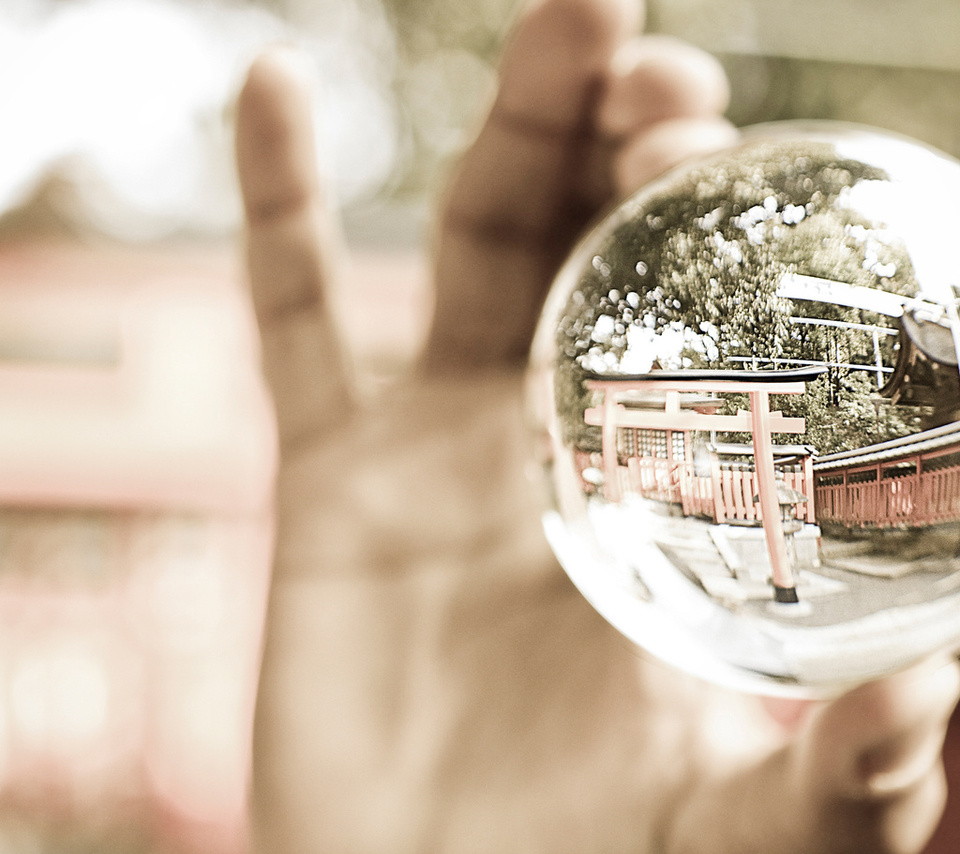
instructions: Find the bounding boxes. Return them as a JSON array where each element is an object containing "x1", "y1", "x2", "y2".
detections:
[
  {"x1": 236, "y1": 48, "x2": 354, "y2": 448},
  {"x1": 794, "y1": 656, "x2": 960, "y2": 852}
]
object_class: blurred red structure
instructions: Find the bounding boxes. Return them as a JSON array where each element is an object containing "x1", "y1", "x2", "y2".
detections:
[{"x1": 0, "y1": 242, "x2": 275, "y2": 854}]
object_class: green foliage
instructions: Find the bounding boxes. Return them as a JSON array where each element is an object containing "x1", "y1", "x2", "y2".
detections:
[
  {"x1": 378, "y1": 0, "x2": 519, "y2": 196},
  {"x1": 553, "y1": 140, "x2": 922, "y2": 455}
]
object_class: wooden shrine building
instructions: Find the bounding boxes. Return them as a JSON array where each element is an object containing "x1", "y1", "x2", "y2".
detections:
[{"x1": 583, "y1": 368, "x2": 824, "y2": 602}]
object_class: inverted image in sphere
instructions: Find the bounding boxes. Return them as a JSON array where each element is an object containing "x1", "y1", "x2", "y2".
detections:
[{"x1": 528, "y1": 121, "x2": 960, "y2": 696}]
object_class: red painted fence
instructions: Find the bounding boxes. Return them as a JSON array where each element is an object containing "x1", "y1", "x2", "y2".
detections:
[
  {"x1": 815, "y1": 460, "x2": 960, "y2": 528},
  {"x1": 616, "y1": 458, "x2": 814, "y2": 525}
]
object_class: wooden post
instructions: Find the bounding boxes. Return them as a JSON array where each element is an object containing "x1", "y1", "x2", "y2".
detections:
[
  {"x1": 731, "y1": 468, "x2": 746, "y2": 520},
  {"x1": 749, "y1": 390, "x2": 798, "y2": 603},
  {"x1": 601, "y1": 390, "x2": 620, "y2": 502},
  {"x1": 711, "y1": 457, "x2": 725, "y2": 523},
  {"x1": 803, "y1": 456, "x2": 816, "y2": 523}
]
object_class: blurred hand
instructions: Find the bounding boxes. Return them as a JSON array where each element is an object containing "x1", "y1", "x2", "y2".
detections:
[{"x1": 236, "y1": 0, "x2": 960, "y2": 851}]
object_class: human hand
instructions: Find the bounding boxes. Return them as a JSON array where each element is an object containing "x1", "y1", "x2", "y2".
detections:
[{"x1": 236, "y1": 0, "x2": 960, "y2": 851}]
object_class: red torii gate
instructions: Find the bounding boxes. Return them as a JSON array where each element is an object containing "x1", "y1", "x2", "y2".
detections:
[{"x1": 584, "y1": 368, "x2": 822, "y2": 603}]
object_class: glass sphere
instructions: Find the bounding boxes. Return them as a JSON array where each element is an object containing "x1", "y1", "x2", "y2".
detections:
[{"x1": 528, "y1": 121, "x2": 960, "y2": 696}]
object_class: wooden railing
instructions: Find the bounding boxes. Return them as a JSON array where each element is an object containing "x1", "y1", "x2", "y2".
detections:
[
  {"x1": 585, "y1": 439, "x2": 960, "y2": 530},
  {"x1": 816, "y1": 462, "x2": 960, "y2": 528},
  {"x1": 616, "y1": 457, "x2": 814, "y2": 524}
]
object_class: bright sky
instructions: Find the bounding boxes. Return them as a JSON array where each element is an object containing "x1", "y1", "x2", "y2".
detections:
[
  {"x1": 0, "y1": 0, "x2": 398, "y2": 239},
  {"x1": 837, "y1": 131, "x2": 960, "y2": 304}
]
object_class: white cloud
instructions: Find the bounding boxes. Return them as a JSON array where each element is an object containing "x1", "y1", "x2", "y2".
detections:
[{"x1": 0, "y1": 0, "x2": 399, "y2": 239}]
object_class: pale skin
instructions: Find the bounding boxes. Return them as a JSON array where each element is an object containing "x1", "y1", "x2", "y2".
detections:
[{"x1": 236, "y1": 0, "x2": 960, "y2": 851}]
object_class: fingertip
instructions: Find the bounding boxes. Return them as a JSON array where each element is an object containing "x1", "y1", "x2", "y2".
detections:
[
  {"x1": 236, "y1": 46, "x2": 321, "y2": 220},
  {"x1": 495, "y1": 0, "x2": 643, "y2": 128},
  {"x1": 844, "y1": 656, "x2": 960, "y2": 736},
  {"x1": 243, "y1": 46, "x2": 315, "y2": 99},
  {"x1": 521, "y1": 0, "x2": 644, "y2": 48},
  {"x1": 613, "y1": 115, "x2": 738, "y2": 195},
  {"x1": 599, "y1": 35, "x2": 730, "y2": 138},
  {"x1": 238, "y1": 46, "x2": 316, "y2": 150},
  {"x1": 805, "y1": 657, "x2": 960, "y2": 800}
]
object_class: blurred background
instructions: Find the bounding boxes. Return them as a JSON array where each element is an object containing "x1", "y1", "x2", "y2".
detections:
[{"x1": 0, "y1": 1, "x2": 958, "y2": 852}]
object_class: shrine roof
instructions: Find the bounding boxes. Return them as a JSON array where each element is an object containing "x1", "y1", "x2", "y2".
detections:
[
  {"x1": 583, "y1": 367, "x2": 827, "y2": 384},
  {"x1": 814, "y1": 421, "x2": 960, "y2": 470}
]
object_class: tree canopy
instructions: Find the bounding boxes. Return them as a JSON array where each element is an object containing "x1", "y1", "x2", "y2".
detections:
[{"x1": 554, "y1": 138, "x2": 923, "y2": 455}]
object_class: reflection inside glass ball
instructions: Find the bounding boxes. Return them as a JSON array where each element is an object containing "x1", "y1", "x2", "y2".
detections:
[{"x1": 528, "y1": 121, "x2": 960, "y2": 696}]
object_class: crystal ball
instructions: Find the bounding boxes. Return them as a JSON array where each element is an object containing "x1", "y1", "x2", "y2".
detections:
[{"x1": 528, "y1": 121, "x2": 960, "y2": 696}]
